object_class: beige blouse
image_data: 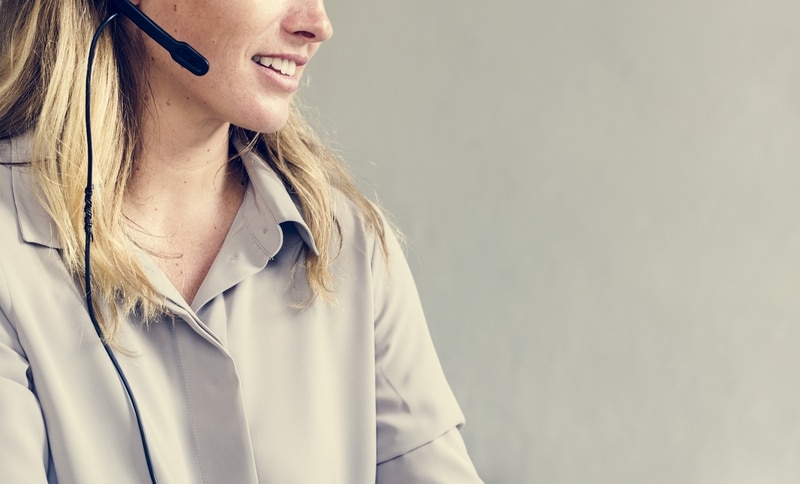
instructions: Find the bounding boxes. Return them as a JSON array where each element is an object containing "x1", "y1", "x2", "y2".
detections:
[{"x1": 0, "y1": 135, "x2": 482, "y2": 483}]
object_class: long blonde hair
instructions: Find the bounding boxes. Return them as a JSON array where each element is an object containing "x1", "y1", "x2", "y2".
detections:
[{"x1": 0, "y1": 0, "x2": 387, "y2": 341}]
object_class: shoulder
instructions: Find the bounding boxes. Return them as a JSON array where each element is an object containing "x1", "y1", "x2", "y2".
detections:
[
  {"x1": 330, "y1": 187, "x2": 395, "y2": 259},
  {"x1": 0, "y1": 136, "x2": 58, "y2": 323},
  {"x1": 331, "y1": 188, "x2": 372, "y2": 239},
  {"x1": 327, "y1": 187, "x2": 414, "y2": 314}
]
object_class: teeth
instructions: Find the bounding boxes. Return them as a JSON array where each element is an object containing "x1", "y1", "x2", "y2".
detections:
[{"x1": 253, "y1": 55, "x2": 297, "y2": 76}]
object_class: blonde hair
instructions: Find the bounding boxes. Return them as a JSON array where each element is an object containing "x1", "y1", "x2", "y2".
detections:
[{"x1": 0, "y1": 0, "x2": 387, "y2": 341}]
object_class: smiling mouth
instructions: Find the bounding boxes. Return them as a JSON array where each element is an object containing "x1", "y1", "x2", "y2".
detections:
[{"x1": 253, "y1": 55, "x2": 297, "y2": 76}]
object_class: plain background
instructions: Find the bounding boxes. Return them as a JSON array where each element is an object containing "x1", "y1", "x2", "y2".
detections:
[{"x1": 303, "y1": 1, "x2": 800, "y2": 483}]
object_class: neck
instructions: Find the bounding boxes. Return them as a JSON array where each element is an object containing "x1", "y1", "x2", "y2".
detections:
[
  {"x1": 127, "y1": 97, "x2": 237, "y2": 200},
  {"x1": 122, "y1": 86, "x2": 249, "y2": 304},
  {"x1": 124, "y1": 100, "x2": 248, "y2": 235}
]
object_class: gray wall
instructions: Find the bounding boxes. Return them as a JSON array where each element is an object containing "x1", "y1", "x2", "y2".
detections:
[{"x1": 304, "y1": 1, "x2": 800, "y2": 482}]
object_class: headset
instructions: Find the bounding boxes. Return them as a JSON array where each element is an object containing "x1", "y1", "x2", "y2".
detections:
[
  {"x1": 84, "y1": 2, "x2": 208, "y2": 482},
  {"x1": 107, "y1": 0, "x2": 209, "y2": 75}
]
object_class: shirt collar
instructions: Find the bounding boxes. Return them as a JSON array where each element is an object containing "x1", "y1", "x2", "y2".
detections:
[
  {"x1": 8, "y1": 133, "x2": 62, "y2": 249},
  {"x1": 236, "y1": 140, "x2": 319, "y2": 256}
]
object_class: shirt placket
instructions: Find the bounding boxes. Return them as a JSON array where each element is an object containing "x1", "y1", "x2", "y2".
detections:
[{"x1": 166, "y1": 302, "x2": 259, "y2": 484}]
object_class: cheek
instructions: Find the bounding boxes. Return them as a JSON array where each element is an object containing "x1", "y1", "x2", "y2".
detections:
[{"x1": 178, "y1": 9, "x2": 257, "y2": 58}]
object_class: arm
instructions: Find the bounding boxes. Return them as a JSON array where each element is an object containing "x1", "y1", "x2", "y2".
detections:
[
  {"x1": 0, "y1": 270, "x2": 50, "y2": 483},
  {"x1": 371, "y1": 226, "x2": 483, "y2": 483}
]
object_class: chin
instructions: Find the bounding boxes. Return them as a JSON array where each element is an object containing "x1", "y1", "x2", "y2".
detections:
[{"x1": 235, "y1": 106, "x2": 291, "y2": 135}]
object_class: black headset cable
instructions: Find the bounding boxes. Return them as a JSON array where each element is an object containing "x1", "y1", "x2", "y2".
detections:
[{"x1": 85, "y1": 12, "x2": 159, "y2": 484}]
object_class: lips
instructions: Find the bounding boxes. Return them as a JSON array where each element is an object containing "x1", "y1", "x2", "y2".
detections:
[{"x1": 252, "y1": 55, "x2": 297, "y2": 76}]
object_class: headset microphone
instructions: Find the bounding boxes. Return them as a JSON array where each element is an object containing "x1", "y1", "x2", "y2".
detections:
[{"x1": 108, "y1": 0, "x2": 209, "y2": 76}]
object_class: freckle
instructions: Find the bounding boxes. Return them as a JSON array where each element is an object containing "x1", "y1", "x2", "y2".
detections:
[
  {"x1": 166, "y1": 100, "x2": 171, "y2": 106},
  {"x1": 173, "y1": 4, "x2": 177, "y2": 12}
]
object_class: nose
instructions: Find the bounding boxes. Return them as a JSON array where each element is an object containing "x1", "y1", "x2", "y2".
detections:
[{"x1": 284, "y1": 0, "x2": 334, "y2": 43}]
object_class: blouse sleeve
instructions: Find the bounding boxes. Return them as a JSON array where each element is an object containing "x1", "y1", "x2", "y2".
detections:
[
  {"x1": 370, "y1": 224, "x2": 483, "y2": 482},
  {"x1": 0, "y1": 274, "x2": 50, "y2": 483},
  {"x1": 377, "y1": 428, "x2": 483, "y2": 483}
]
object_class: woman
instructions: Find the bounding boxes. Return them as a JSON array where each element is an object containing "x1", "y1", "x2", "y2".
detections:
[{"x1": 0, "y1": 0, "x2": 483, "y2": 482}]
